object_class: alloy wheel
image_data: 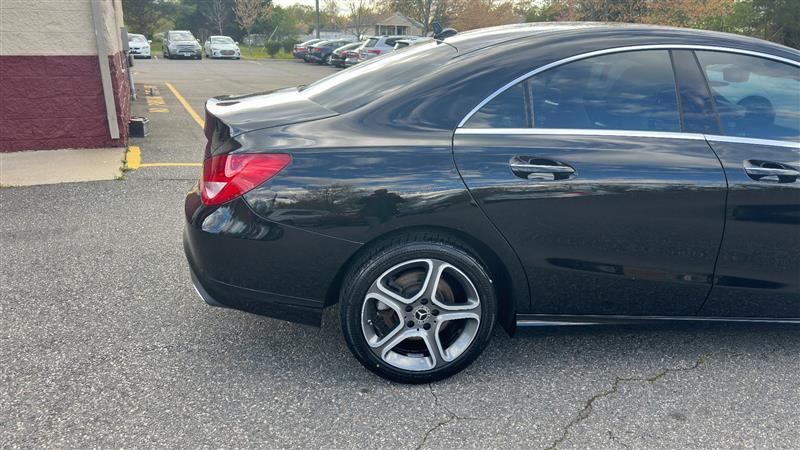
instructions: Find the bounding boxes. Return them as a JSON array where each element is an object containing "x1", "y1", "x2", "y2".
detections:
[{"x1": 360, "y1": 258, "x2": 481, "y2": 371}]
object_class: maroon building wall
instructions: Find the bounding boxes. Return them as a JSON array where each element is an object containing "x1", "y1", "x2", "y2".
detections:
[{"x1": 0, "y1": 53, "x2": 130, "y2": 152}]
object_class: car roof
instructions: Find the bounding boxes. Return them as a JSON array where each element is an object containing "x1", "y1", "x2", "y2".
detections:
[
  {"x1": 344, "y1": 22, "x2": 798, "y2": 132},
  {"x1": 444, "y1": 22, "x2": 800, "y2": 57},
  {"x1": 209, "y1": 35, "x2": 232, "y2": 39}
]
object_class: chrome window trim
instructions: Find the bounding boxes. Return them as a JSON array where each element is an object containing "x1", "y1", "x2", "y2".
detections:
[
  {"x1": 454, "y1": 128, "x2": 800, "y2": 149},
  {"x1": 705, "y1": 134, "x2": 800, "y2": 149},
  {"x1": 454, "y1": 128, "x2": 706, "y2": 141},
  {"x1": 456, "y1": 44, "x2": 800, "y2": 135}
]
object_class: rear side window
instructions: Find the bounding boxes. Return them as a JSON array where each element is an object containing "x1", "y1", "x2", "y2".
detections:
[
  {"x1": 696, "y1": 51, "x2": 800, "y2": 141},
  {"x1": 364, "y1": 38, "x2": 378, "y2": 48},
  {"x1": 464, "y1": 83, "x2": 527, "y2": 128},
  {"x1": 530, "y1": 50, "x2": 680, "y2": 132}
]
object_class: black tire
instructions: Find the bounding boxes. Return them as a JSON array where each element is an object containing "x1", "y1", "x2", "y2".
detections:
[{"x1": 340, "y1": 233, "x2": 497, "y2": 383}]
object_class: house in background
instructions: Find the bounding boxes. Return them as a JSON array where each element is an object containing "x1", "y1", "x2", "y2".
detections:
[
  {"x1": 369, "y1": 12, "x2": 425, "y2": 37},
  {"x1": 308, "y1": 11, "x2": 427, "y2": 41},
  {"x1": 0, "y1": 0, "x2": 130, "y2": 152}
]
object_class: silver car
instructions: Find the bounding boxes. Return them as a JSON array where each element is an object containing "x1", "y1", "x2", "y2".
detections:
[
  {"x1": 358, "y1": 35, "x2": 417, "y2": 62},
  {"x1": 204, "y1": 35, "x2": 241, "y2": 59},
  {"x1": 393, "y1": 37, "x2": 433, "y2": 50},
  {"x1": 128, "y1": 33, "x2": 151, "y2": 58}
]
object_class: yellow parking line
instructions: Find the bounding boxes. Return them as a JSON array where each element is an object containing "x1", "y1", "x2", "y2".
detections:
[
  {"x1": 165, "y1": 82, "x2": 205, "y2": 129},
  {"x1": 139, "y1": 163, "x2": 202, "y2": 167},
  {"x1": 126, "y1": 145, "x2": 141, "y2": 169}
]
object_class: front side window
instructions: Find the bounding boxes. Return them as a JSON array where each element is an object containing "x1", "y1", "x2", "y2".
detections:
[
  {"x1": 696, "y1": 51, "x2": 800, "y2": 141},
  {"x1": 463, "y1": 50, "x2": 681, "y2": 132}
]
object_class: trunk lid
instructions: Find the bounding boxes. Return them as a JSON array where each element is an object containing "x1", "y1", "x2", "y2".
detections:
[{"x1": 204, "y1": 88, "x2": 337, "y2": 156}]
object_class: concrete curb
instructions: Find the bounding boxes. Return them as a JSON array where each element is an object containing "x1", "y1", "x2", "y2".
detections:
[{"x1": 0, "y1": 147, "x2": 127, "y2": 187}]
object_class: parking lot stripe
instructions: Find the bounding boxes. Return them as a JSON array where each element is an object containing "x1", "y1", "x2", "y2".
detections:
[
  {"x1": 138, "y1": 163, "x2": 202, "y2": 167},
  {"x1": 126, "y1": 146, "x2": 141, "y2": 169},
  {"x1": 165, "y1": 82, "x2": 205, "y2": 129}
]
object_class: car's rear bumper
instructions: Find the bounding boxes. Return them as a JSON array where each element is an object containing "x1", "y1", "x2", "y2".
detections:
[
  {"x1": 183, "y1": 189, "x2": 361, "y2": 326},
  {"x1": 187, "y1": 258, "x2": 326, "y2": 326}
]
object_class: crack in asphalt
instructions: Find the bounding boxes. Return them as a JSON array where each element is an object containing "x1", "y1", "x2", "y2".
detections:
[
  {"x1": 415, "y1": 384, "x2": 484, "y2": 450},
  {"x1": 545, "y1": 355, "x2": 707, "y2": 450}
]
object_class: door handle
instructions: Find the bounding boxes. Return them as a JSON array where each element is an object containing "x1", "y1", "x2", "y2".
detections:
[
  {"x1": 510, "y1": 156, "x2": 576, "y2": 181},
  {"x1": 744, "y1": 160, "x2": 799, "y2": 183}
]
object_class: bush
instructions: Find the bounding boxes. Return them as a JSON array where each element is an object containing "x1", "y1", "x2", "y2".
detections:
[
  {"x1": 280, "y1": 38, "x2": 299, "y2": 54},
  {"x1": 265, "y1": 41, "x2": 282, "y2": 57}
]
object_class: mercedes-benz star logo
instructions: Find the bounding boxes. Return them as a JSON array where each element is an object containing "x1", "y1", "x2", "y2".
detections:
[{"x1": 414, "y1": 309, "x2": 429, "y2": 321}]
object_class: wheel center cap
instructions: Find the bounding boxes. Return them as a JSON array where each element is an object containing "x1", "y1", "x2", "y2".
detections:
[{"x1": 414, "y1": 307, "x2": 430, "y2": 322}]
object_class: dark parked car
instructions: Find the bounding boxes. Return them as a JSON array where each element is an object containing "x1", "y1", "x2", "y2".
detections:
[
  {"x1": 292, "y1": 38, "x2": 323, "y2": 60},
  {"x1": 307, "y1": 39, "x2": 355, "y2": 64},
  {"x1": 184, "y1": 23, "x2": 800, "y2": 383},
  {"x1": 330, "y1": 42, "x2": 363, "y2": 68}
]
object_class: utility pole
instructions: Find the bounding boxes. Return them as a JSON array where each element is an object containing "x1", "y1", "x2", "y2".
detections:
[{"x1": 315, "y1": 0, "x2": 321, "y2": 39}]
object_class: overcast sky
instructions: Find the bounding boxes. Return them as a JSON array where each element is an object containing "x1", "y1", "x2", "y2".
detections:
[{"x1": 272, "y1": 0, "x2": 320, "y2": 8}]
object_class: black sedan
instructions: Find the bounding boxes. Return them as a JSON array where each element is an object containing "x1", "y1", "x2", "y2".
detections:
[
  {"x1": 184, "y1": 23, "x2": 800, "y2": 383},
  {"x1": 307, "y1": 39, "x2": 355, "y2": 64}
]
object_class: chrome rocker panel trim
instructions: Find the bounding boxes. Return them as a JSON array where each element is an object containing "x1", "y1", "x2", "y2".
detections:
[{"x1": 516, "y1": 314, "x2": 800, "y2": 327}]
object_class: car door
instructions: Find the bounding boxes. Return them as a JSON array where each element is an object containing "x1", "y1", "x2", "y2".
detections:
[
  {"x1": 453, "y1": 49, "x2": 728, "y2": 316},
  {"x1": 689, "y1": 50, "x2": 800, "y2": 318}
]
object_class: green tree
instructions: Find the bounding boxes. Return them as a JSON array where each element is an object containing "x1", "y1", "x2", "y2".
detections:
[
  {"x1": 123, "y1": 0, "x2": 164, "y2": 36},
  {"x1": 753, "y1": 0, "x2": 800, "y2": 48},
  {"x1": 254, "y1": 5, "x2": 298, "y2": 41}
]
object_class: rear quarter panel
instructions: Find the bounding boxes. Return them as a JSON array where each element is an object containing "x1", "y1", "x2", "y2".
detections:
[{"x1": 238, "y1": 118, "x2": 530, "y2": 327}]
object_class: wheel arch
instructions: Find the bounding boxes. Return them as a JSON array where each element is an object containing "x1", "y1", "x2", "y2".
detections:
[{"x1": 324, "y1": 225, "x2": 520, "y2": 335}]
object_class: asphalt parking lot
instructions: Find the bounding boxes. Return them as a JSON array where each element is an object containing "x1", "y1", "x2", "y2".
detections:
[{"x1": 2, "y1": 57, "x2": 800, "y2": 448}]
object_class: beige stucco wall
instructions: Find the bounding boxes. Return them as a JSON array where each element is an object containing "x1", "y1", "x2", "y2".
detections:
[
  {"x1": 374, "y1": 13, "x2": 424, "y2": 36},
  {"x1": 0, "y1": 0, "x2": 124, "y2": 56}
]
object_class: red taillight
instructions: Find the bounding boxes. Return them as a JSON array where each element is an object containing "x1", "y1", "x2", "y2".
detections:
[
  {"x1": 368, "y1": 49, "x2": 381, "y2": 55},
  {"x1": 200, "y1": 153, "x2": 291, "y2": 206}
]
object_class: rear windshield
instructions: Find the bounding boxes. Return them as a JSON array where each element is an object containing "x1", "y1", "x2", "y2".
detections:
[
  {"x1": 302, "y1": 41, "x2": 456, "y2": 113},
  {"x1": 364, "y1": 38, "x2": 379, "y2": 48}
]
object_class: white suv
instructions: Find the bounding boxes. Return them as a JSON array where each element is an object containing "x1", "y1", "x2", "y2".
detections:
[{"x1": 358, "y1": 35, "x2": 417, "y2": 62}]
